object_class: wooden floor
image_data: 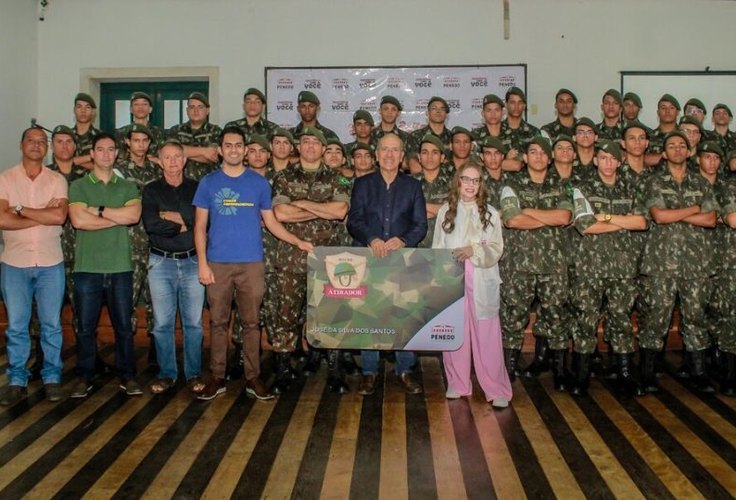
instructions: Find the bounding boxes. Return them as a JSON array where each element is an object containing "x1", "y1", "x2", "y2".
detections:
[{"x1": 0, "y1": 345, "x2": 734, "y2": 500}]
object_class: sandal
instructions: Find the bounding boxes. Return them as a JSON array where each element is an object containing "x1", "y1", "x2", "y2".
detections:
[
  {"x1": 187, "y1": 377, "x2": 206, "y2": 395},
  {"x1": 150, "y1": 378, "x2": 175, "y2": 394}
]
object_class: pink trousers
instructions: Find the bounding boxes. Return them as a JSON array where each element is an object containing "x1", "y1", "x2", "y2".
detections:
[{"x1": 443, "y1": 261, "x2": 513, "y2": 402}]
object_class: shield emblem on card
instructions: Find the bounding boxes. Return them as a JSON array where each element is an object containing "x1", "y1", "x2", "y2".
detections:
[{"x1": 325, "y1": 252, "x2": 367, "y2": 290}]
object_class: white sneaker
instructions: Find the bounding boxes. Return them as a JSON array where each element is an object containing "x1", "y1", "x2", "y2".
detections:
[
  {"x1": 445, "y1": 389, "x2": 462, "y2": 399},
  {"x1": 491, "y1": 398, "x2": 509, "y2": 408}
]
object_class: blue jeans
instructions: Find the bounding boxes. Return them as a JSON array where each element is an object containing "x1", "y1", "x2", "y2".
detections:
[
  {"x1": 73, "y1": 271, "x2": 135, "y2": 381},
  {"x1": 361, "y1": 350, "x2": 416, "y2": 376},
  {"x1": 1, "y1": 263, "x2": 65, "y2": 386},
  {"x1": 148, "y1": 253, "x2": 205, "y2": 381}
]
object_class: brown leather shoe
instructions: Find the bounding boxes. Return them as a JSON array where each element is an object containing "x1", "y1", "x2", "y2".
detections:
[
  {"x1": 245, "y1": 378, "x2": 274, "y2": 400},
  {"x1": 399, "y1": 372, "x2": 422, "y2": 394},
  {"x1": 358, "y1": 374, "x2": 376, "y2": 396},
  {"x1": 197, "y1": 377, "x2": 226, "y2": 400}
]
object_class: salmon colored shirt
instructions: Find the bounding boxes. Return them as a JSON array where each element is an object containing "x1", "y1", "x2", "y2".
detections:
[{"x1": 0, "y1": 164, "x2": 67, "y2": 267}]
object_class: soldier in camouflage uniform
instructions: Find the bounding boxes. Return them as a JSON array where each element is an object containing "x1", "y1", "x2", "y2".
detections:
[
  {"x1": 406, "y1": 96, "x2": 453, "y2": 174},
  {"x1": 351, "y1": 143, "x2": 375, "y2": 179},
  {"x1": 114, "y1": 124, "x2": 160, "y2": 363},
  {"x1": 679, "y1": 116, "x2": 704, "y2": 171},
  {"x1": 449, "y1": 126, "x2": 473, "y2": 170},
  {"x1": 472, "y1": 94, "x2": 523, "y2": 174},
  {"x1": 684, "y1": 98, "x2": 707, "y2": 125},
  {"x1": 501, "y1": 87, "x2": 542, "y2": 165},
  {"x1": 289, "y1": 91, "x2": 339, "y2": 142},
  {"x1": 115, "y1": 92, "x2": 165, "y2": 159},
  {"x1": 622, "y1": 92, "x2": 645, "y2": 124},
  {"x1": 500, "y1": 137, "x2": 572, "y2": 389},
  {"x1": 645, "y1": 94, "x2": 680, "y2": 168},
  {"x1": 224, "y1": 87, "x2": 280, "y2": 140},
  {"x1": 370, "y1": 96, "x2": 409, "y2": 147},
  {"x1": 71, "y1": 93, "x2": 100, "y2": 170},
  {"x1": 639, "y1": 131, "x2": 718, "y2": 393},
  {"x1": 415, "y1": 135, "x2": 452, "y2": 248},
  {"x1": 572, "y1": 118, "x2": 598, "y2": 172},
  {"x1": 541, "y1": 88, "x2": 577, "y2": 141},
  {"x1": 345, "y1": 109, "x2": 375, "y2": 158},
  {"x1": 324, "y1": 138, "x2": 352, "y2": 178},
  {"x1": 167, "y1": 92, "x2": 222, "y2": 182},
  {"x1": 570, "y1": 140, "x2": 647, "y2": 397},
  {"x1": 596, "y1": 89, "x2": 624, "y2": 141},
  {"x1": 709, "y1": 104, "x2": 736, "y2": 158},
  {"x1": 271, "y1": 127, "x2": 350, "y2": 393},
  {"x1": 270, "y1": 127, "x2": 296, "y2": 173},
  {"x1": 479, "y1": 136, "x2": 507, "y2": 209}
]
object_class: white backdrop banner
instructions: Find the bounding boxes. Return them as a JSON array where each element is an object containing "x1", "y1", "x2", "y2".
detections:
[{"x1": 265, "y1": 65, "x2": 526, "y2": 143}]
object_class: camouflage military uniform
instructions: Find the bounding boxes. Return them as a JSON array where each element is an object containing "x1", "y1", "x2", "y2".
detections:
[
  {"x1": 73, "y1": 125, "x2": 100, "y2": 159},
  {"x1": 406, "y1": 126, "x2": 452, "y2": 161},
  {"x1": 270, "y1": 163, "x2": 351, "y2": 352},
  {"x1": 114, "y1": 159, "x2": 160, "y2": 333},
  {"x1": 571, "y1": 170, "x2": 645, "y2": 354},
  {"x1": 500, "y1": 119, "x2": 542, "y2": 161},
  {"x1": 345, "y1": 140, "x2": 374, "y2": 157},
  {"x1": 708, "y1": 177, "x2": 736, "y2": 353},
  {"x1": 500, "y1": 169, "x2": 573, "y2": 350},
  {"x1": 331, "y1": 173, "x2": 355, "y2": 247},
  {"x1": 646, "y1": 127, "x2": 670, "y2": 158},
  {"x1": 224, "y1": 116, "x2": 279, "y2": 141},
  {"x1": 115, "y1": 123, "x2": 165, "y2": 158},
  {"x1": 639, "y1": 168, "x2": 717, "y2": 352},
  {"x1": 289, "y1": 122, "x2": 339, "y2": 142},
  {"x1": 166, "y1": 121, "x2": 222, "y2": 181},
  {"x1": 707, "y1": 129, "x2": 736, "y2": 158},
  {"x1": 541, "y1": 119, "x2": 575, "y2": 141},
  {"x1": 482, "y1": 169, "x2": 506, "y2": 210},
  {"x1": 471, "y1": 125, "x2": 503, "y2": 143},
  {"x1": 370, "y1": 126, "x2": 409, "y2": 148},
  {"x1": 414, "y1": 168, "x2": 452, "y2": 248},
  {"x1": 596, "y1": 121, "x2": 624, "y2": 141}
]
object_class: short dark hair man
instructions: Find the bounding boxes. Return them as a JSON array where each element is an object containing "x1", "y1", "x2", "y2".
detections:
[
  {"x1": 224, "y1": 87, "x2": 279, "y2": 140},
  {"x1": 168, "y1": 92, "x2": 223, "y2": 181}
]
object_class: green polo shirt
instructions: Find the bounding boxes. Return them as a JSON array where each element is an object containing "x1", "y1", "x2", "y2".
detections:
[{"x1": 69, "y1": 172, "x2": 140, "y2": 273}]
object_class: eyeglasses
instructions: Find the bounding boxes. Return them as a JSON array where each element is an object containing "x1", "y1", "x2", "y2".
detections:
[{"x1": 459, "y1": 176, "x2": 481, "y2": 185}]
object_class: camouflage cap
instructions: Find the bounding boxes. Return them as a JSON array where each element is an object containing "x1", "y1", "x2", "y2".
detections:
[
  {"x1": 482, "y1": 94, "x2": 504, "y2": 108},
  {"x1": 552, "y1": 134, "x2": 575, "y2": 148},
  {"x1": 623, "y1": 92, "x2": 643, "y2": 108},
  {"x1": 244, "y1": 88, "x2": 266, "y2": 102},
  {"x1": 697, "y1": 140, "x2": 724, "y2": 159},
  {"x1": 658, "y1": 93, "x2": 681, "y2": 110},
  {"x1": 272, "y1": 127, "x2": 297, "y2": 145},
  {"x1": 380, "y1": 95, "x2": 403, "y2": 111},
  {"x1": 713, "y1": 103, "x2": 733, "y2": 117},
  {"x1": 451, "y1": 126, "x2": 473, "y2": 140},
  {"x1": 603, "y1": 89, "x2": 623, "y2": 104},
  {"x1": 685, "y1": 98, "x2": 706, "y2": 113},
  {"x1": 161, "y1": 138, "x2": 184, "y2": 148},
  {"x1": 420, "y1": 134, "x2": 447, "y2": 154},
  {"x1": 505, "y1": 86, "x2": 526, "y2": 103},
  {"x1": 478, "y1": 136, "x2": 507, "y2": 154},
  {"x1": 300, "y1": 126, "x2": 327, "y2": 145},
  {"x1": 353, "y1": 109, "x2": 375, "y2": 126},
  {"x1": 428, "y1": 96, "x2": 449, "y2": 112},
  {"x1": 130, "y1": 91, "x2": 153, "y2": 105},
  {"x1": 351, "y1": 143, "x2": 374, "y2": 156},
  {"x1": 527, "y1": 136, "x2": 552, "y2": 157},
  {"x1": 247, "y1": 133, "x2": 272, "y2": 152},
  {"x1": 556, "y1": 88, "x2": 578, "y2": 103},
  {"x1": 188, "y1": 92, "x2": 209, "y2": 107},
  {"x1": 127, "y1": 123, "x2": 152, "y2": 139},
  {"x1": 596, "y1": 139, "x2": 623, "y2": 162},
  {"x1": 663, "y1": 130, "x2": 691, "y2": 150},
  {"x1": 679, "y1": 115, "x2": 704, "y2": 134},
  {"x1": 298, "y1": 91, "x2": 320, "y2": 105},
  {"x1": 52, "y1": 125, "x2": 76, "y2": 141},
  {"x1": 326, "y1": 137, "x2": 346, "y2": 155},
  {"x1": 74, "y1": 92, "x2": 97, "y2": 109},
  {"x1": 575, "y1": 117, "x2": 599, "y2": 135},
  {"x1": 622, "y1": 120, "x2": 649, "y2": 137}
]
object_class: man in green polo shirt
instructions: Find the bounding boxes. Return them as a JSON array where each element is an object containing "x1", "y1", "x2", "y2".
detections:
[{"x1": 68, "y1": 132, "x2": 142, "y2": 398}]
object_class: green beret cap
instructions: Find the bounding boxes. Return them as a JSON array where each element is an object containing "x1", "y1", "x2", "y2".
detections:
[
  {"x1": 697, "y1": 140, "x2": 724, "y2": 159},
  {"x1": 272, "y1": 127, "x2": 297, "y2": 145},
  {"x1": 658, "y1": 94, "x2": 681, "y2": 110},
  {"x1": 428, "y1": 96, "x2": 449, "y2": 112},
  {"x1": 622, "y1": 120, "x2": 649, "y2": 137},
  {"x1": 505, "y1": 86, "x2": 526, "y2": 103},
  {"x1": 298, "y1": 91, "x2": 320, "y2": 105},
  {"x1": 623, "y1": 92, "x2": 643, "y2": 108},
  {"x1": 552, "y1": 134, "x2": 574, "y2": 148},
  {"x1": 353, "y1": 109, "x2": 375, "y2": 126},
  {"x1": 244, "y1": 88, "x2": 266, "y2": 102},
  {"x1": 351, "y1": 143, "x2": 373, "y2": 156},
  {"x1": 420, "y1": 134, "x2": 447, "y2": 154},
  {"x1": 596, "y1": 139, "x2": 623, "y2": 162},
  {"x1": 679, "y1": 115, "x2": 704, "y2": 135},
  {"x1": 127, "y1": 123, "x2": 152, "y2": 139},
  {"x1": 556, "y1": 88, "x2": 578, "y2": 103},
  {"x1": 451, "y1": 126, "x2": 473, "y2": 139},
  {"x1": 527, "y1": 136, "x2": 552, "y2": 157},
  {"x1": 603, "y1": 89, "x2": 622, "y2": 104},
  {"x1": 713, "y1": 103, "x2": 733, "y2": 117},
  {"x1": 300, "y1": 126, "x2": 327, "y2": 145},
  {"x1": 380, "y1": 95, "x2": 403, "y2": 111},
  {"x1": 482, "y1": 94, "x2": 504, "y2": 108},
  {"x1": 685, "y1": 98, "x2": 706, "y2": 113},
  {"x1": 326, "y1": 137, "x2": 346, "y2": 155},
  {"x1": 52, "y1": 125, "x2": 76, "y2": 141},
  {"x1": 663, "y1": 130, "x2": 690, "y2": 150},
  {"x1": 188, "y1": 92, "x2": 209, "y2": 107},
  {"x1": 130, "y1": 91, "x2": 153, "y2": 105},
  {"x1": 160, "y1": 138, "x2": 184, "y2": 149},
  {"x1": 74, "y1": 92, "x2": 97, "y2": 109},
  {"x1": 575, "y1": 117, "x2": 599, "y2": 135},
  {"x1": 247, "y1": 134, "x2": 272, "y2": 152},
  {"x1": 478, "y1": 136, "x2": 507, "y2": 154}
]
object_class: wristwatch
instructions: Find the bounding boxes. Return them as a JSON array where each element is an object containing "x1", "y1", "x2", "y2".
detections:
[
  {"x1": 15, "y1": 204, "x2": 23, "y2": 216},
  {"x1": 98, "y1": 206, "x2": 105, "y2": 218},
  {"x1": 604, "y1": 213, "x2": 613, "y2": 223}
]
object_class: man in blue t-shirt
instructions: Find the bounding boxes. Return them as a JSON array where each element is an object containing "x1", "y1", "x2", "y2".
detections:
[{"x1": 193, "y1": 127, "x2": 312, "y2": 401}]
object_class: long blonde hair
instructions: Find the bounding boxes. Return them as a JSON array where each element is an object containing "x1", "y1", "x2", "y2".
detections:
[{"x1": 441, "y1": 160, "x2": 493, "y2": 234}]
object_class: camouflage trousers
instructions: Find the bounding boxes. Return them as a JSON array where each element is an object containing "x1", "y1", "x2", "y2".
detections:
[
  {"x1": 501, "y1": 272, "x2": 569, "y2": 350},
  {"x1": 131, "y1": 237, "x2": 152, "y2": 335},
  {"x1": 571, "y1": 276, "x2": 637, "y2": 354},
  {"x1": 268, "y1": 271, "x2": 307, "y2": 352},
  {"x1": 707, "y1": 270, "x2": 736, "y2": 354},
  {"x1": 638, "y1": 276, "x2": 712, "y2": 352}
]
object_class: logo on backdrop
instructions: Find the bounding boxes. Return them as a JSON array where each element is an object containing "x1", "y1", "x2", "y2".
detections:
[
  {"x1": 359, "y1": 78, "x2": 377, "y2": 89},
  {"x1": 332, "y1": 78, "x2": 350, "y2": 90},
  {"x1": 471, "y1": 77, "x2": 488, "y2": 88},
  {"x1": 277, "y1": 78, "x2": 294, "y2": 90},
  {"x1": 304, "y1": 79, "x2": 322, "y2": 90},
  {"x1": 387, "y1": 77, "x2": 404, "y2": 89},
  {"x1": 415, "y1": 99, "x2": 429, "y2": 111},
  {"x1": 324, "y1": 252, "x2": 368, "y2": 298},
  {"x1": 360, "y1": 98, "x2": 377, "y2": 112},
  {"x1": 331, "y1": 100, "x2": 350, "y2": 111},
  {"x1": 276, "y1": 101, "x2": 294, "y2": 111},
  {"x1": 471, "y1": 97, "x2": 484, "y2": 110},
  {"x1": 414, "y1": 77, "x2": 432, "y2": 89},
  {"x1": 443, "y1": 77, "x2": 461, "y2": 88},
  {"x1": 448, "y1": 99, "x2": 461, "y2": 110},
  {"x1": 499, "y1": 75, "x2": 516, "y2": 88}
]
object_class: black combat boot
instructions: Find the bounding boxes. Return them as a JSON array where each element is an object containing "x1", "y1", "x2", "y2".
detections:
[
  {"x1": 590, "y1": 345, "x2": 604, "y2": 377},
  {"x1": 675, "y1": 349, "x2": 691, "y2": 379},
  {"x1": 327, "y1": 350, "x2": 349, "y2": 394},
  {"x1": 570, "y1": 352, "x2": 590, "y2": 396},
  {"x1": 147, "y1": 335, "x2": 158, "y2": 368},
  {"x1": 341, "y1": 350, "x2": 361, "y2": 376},
  {"x1": 721, "y1": 351, "x2": 735, "y2": 397},
  {"x1": 504, "y1": 348, "x2": 522, "y2": 382},
  {"x1": 640, "y1": 349, "x2": 660, "y2": 393},
  {"x1": 272, "y1": 352, "x2": 294, "y2": 394},
  {"x1": 616, "y1": 353, "x2": 644, "y2": 397},
  {"x1": 28, "y1": 336, "x2": 44, "y2": 381},
  {"x1": 523, "y1": 337, "x2": 550, "y2": 378},
  {"x1": 709, "y1": 346, "x2": 723, "y2": 379},
  {"x1": 690, "y1": 349, "x2": 715, "y2": 393},
  {"x1": 605, "y1": 347, "x2": 619, "y2": 380},
  {"x1": 551, "y1": 349, "x2": 568, "y2": 391},
  {"x1": 226, "y1": 342, "x2": 244, "y2": 381},
  {"x1": 303, "y1": 349, "x2": 322, "y2": 376}
]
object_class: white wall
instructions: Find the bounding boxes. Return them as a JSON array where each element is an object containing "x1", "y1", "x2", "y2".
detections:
[
  {"x1": 12, "y1": 0, "x2": 736, "y2": 164},
  {"x1": 0, "y1": 0, "x2": 39, "y2": 167}
]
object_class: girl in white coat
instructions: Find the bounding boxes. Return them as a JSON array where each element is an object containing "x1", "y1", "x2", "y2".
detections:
[{"x1": 432, "y1": 161, "x2": 512, "y2": 407}]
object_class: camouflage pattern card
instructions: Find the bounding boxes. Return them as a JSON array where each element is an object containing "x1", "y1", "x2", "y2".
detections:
[{"x1": 307, "y1": 247, "x2": 465, "y2": 350}]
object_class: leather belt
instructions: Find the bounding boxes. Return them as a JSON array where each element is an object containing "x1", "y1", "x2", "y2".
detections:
[{"x1": 150, "y1": 247, "x2": 197, "y2": 260}]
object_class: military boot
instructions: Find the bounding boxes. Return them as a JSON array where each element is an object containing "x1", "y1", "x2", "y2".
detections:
[
  {"x1": 709, "y1": 346, "x2": 723, "y2": 379},
  {"x1": 616, "y1": 353, "x2": 644, "y2": 397},
  {"x1": 226, "y1": 342, "x2": 244, "y2": 381},
  {"x1": 303, "y1": 349, "x2": 322, "y2": 376},
  {"x1": 27, "y1": 336, "x2": 44, "y2": 382},
  {"x1": 523, "y1": 337, "x2": 550, "y2": 378},
  {"x1": 690, "y1": 349, "x2": 715, "y2": 393},
  {"x1": 640, "y1": 349, "x2": 660, "y2": 393},
  {"x1": 570, "y1": 352, "x2": 590, "y2": 396},
  {"x1": 551, "y1": 349, "x2": 568, "y2": 391},
  {"x1": 272, "y1": 352, "x2": 294, "y2": 395},
  {"x1": 675, "y1": 349, "x2": 691, "y2": 379},
  {"x1": 341, "y1": 350, "x2": 361, "y2": 376},
  {"x1": 604, "y1": 347, "x2": 619, "y2": 380},
  {"x1": 721, "y1": 351, "x2": 735, "y2": 397},
  {"x1": 327, "y1": 350, "x2": 349, "y2": 394},
  {"x1": 504, "y1": 348, "x2": 522, "y2": 382}
]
